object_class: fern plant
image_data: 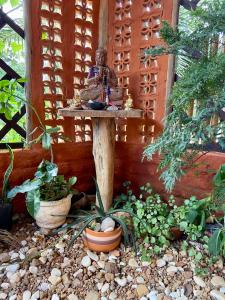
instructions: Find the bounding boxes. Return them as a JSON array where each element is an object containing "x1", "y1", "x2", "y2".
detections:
[{"x1": 143, "y1": 0, "x2": 225, "y2": 191}]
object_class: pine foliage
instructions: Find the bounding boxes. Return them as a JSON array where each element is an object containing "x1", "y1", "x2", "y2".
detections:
[{"x1": 144, "y1": 0, "x2": 225, "y2": 191}]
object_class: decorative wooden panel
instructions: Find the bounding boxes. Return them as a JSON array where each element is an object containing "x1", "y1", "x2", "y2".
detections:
[
  {"x1": 39, "y1": 0, "x2": 99, "y2": 143},
  {"x1": 108, "y1": 0, "x2": 173, "y2": 144}
]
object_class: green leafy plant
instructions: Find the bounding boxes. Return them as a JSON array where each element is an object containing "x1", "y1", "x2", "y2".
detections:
[
  {"x1": 7, "y1": 160, "x2": 77, "y2": 217},
  {"x1": 1, "y1": 145, "x2": 14, "y2": 204},
  {"x1": 212, "y1": 164, "x2": 225, "y2": 212},
  {"x1": 143, "y1": 0, "x2": 225, "y2": 191},
  {"x1": 55, "y1": 179, "x2": 136, "y2": 248},
  {"x1": 208, "y1": 222, "x2": 225, "y2": 257}
]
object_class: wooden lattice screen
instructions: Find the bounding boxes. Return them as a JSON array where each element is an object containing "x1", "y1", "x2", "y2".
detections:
[
  {"x1": 107, "y1": 0, "x2": 173, "y2": 145},
  {"x1": 0, "y1": 9, "x2": 26, "y2": 149}
]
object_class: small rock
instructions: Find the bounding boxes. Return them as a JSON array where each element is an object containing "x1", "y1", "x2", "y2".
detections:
[
  {"x1": 211, "y1": 276, "x2": 225, "y2": 288},
  {"x1": 101, "y1": 283, "x2": 109, "y2": 293},
  {"x1": 9, "y1": 272, "x2": 20, "y2": 285},
  {"x1": 105, "y1": 262, "x2": 119, "y2": 274},
  {"x1": 0, "y1": 253, "x2": 10, "y2": 263},
  {"x1": 68, "y1": 295, "x2": 79, "y2": 300},
  {"x1": 73, "y1": 269, "x2": 83, "y2": 278},
  {"x1": 128, "y1": 258, "x2": 139, "y2": 268},
  {"x1": 210, "y1": 290, "x2": 225, "y2": 300},
  {"x1": 51, "y1": 268, "x2": 61, "y2": 277},
  {"x1": 0, "y1": 293, "x2": 7, "y2": 300},
  {"x1": 85, "y1": 291, "x2": 100, "y2": 300},
  {"x1": 6, "y1": 264, "x2": 19, "y2": 273},
  {"x1": 23, "y1": 291, "x2": 32, "y2": 300},
  {"x1": 21, "y1": 240, "x2": 27, "y2": 246},
  {"x1": 184, "y1": 283, "x2": 193, "y2": 297},
  {"x1": 38, "y1": 282, "x2": 49, "y2": 292},
  {"x1": 48, "y1": 276, "x2": 61, "y2": 286},
  {"x1": 109, "y1": 250, "x2": 120, "y2": 257},
  {"x1": 101, "y1": 217, "x2": 115, "y2": 232},
  {"x1": 97, "y1": 261, "x2": 105, "y2": 269},
  {"x1": 156, "y1": 259, "x2": 166, "y2": 268},
  {"x1": 115, "y1": 278, "x2": 127, "y2": 287},
  {"x1": 105, "y1": 273, "x2": 114, "y2": 282},
  {"x1": 136, "y1": 285, "x2": 149, "y2": 298},
  {"x1": 51, "y1": 295, "x2": 60, "y2": 300},
  {"x1": 193, "y1": 276, "x2": 206, "y2": 288},
  {"x1": 29, "y1": 266, "x2": 38, "y2": 274},
  {"x1": 166, "y1": 266, "x2": 178, "y2": 275},
  {"x1": 9, "y1": 296, "x2": 17, "y2": 300},
  {"x1": 87, "y1": 250, "x2": 99, "y2": 262},
  {"x1": 163, "y1": 254, "x2": 174, "y2": 262},
  {"x1": 61, "y1": 257, "x2": 71, "y2": 268},
  {"x1": 31, "y1": 291, "x2": 40, "y2": 300},
  {"x1": 136, "y1": 276, "x2": 145, "y2": 284},
  {"x1": 88, "y1": 266, "x2": 97, "y2": 273},
  {"x1": 109, "y1": 292, "x2": 117, "y2": 300},
  {"x1": 147, "y1": 290, "x2": 158, "y2": 300},
  {"x1": 81, "y1": 256, "x2": 91, "y2": 268},
  {"x1": 1, "y1": 283, "x2": 9, "y2": 290}
]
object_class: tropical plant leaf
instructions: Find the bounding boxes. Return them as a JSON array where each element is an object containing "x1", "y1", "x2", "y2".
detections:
[
  {"x1": 94, "y1": 178, "x2": 105, "y2": 214},
  {"x1": 41, "y1": 132, "x2": 51, "y2": 150},
  {"x1": 2, "y1": 145, "x2": 14, "y2": 202},
  {"x1": 7, "y1": 179, "x2": 42, "y2": 199},
  {"x1": 26, "y1": 189, "x2": 41, "y2": 218},
  {"x1": 208, "y1": 229, "x2": 223, "y2": 256},
  {"x1": 110, "y1": 215, "x2": 131, "y2": 247},
  {"x1": 69, "y1": 177, "x2": 77, "y2": 186}
]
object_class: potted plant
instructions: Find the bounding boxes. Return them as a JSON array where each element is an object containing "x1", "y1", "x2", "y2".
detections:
[
  {"x1": 7, "y1": 160, "x2": 77, "y2": 229},
  {"x1": 55, "y1": 180, "x2": 136, "y2": 252},
  {"x1": 0, "y1": 145, "x2": 14, "y2": 230}
]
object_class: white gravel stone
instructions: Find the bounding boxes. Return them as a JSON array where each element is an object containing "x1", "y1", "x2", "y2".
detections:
[
  {"x1": 21, "y1": 240, "x2": 27, "y2": 246},
  {"x1": 68, "y1": 295, "x2": 79, "y2": 300},
  {"x1": 163, "y1": 254, "x2": 174, "y2": 262},
  {"x1": 51, "y1": 294, "x2": 60, "y2": 300},
  {"x1": 0, "y1": 293, "x2": 7, "y2": 300},
  {"x1": 87, "y1": 250, "x2": 99, "y2": 262},
  {"x1": 29, "y1": 266, "x2": 38, "y2": 274},
  {"x1": 115, "y1": 277, "x2": 127, "y2": 287},
  {"x1": 128, "y1": 258, "x2": 139, "y2": 268},
  {"x1": 0, "y1": 283, "x2": 9, "y2": 290},
  {"x1": 101, "y1": 217, "x2": 115, "y2": 232},
  {"x1": 166, "y1": 266, "x2": 178, "y2": 275},
  {"x1": 109, "y1": 292, "x2": 117, "y2": 300},
  {"x1": 51, "y1": 268, "x2": 61, "y2": 277},
  {"x1": 81, "y1": 256, "x2": 91, "y2": 267},
  {"x1": 9, "y1": 296, "x2": 17, "y2": 300},
  {"x1": 31, "y1": 291, "x2": 40, "y2": 300},
  {"x1": 101, "y1": 283, "x2": 109, "y2": 293},
  {"x1": 156, "y1": 259, "x2": 166, "y2": 268},
  {"x1": 38, "y1": 282, "x2": 50, "y2": 292},
  {"x1": 22, "y1": 291, "x2": 32, "y2": 300},
  {"x1": 88, "y1": 266, "x2": 97, "y2": 273},
  {"x1": 48, "y1": 276, "x2": 61, "y2": 286},
  {"x1": 9, "y1": 272, "x2": 20, "y2": 285},
  {"x1": 6, "y1": 264, "x2": 19, "y2": 273},
  {"x1": 210, "y1": 290, "x2": 225, "y2": 300},
  {"x1": 136, "y1": 276, "x2": 145, "y2": 284},
  {"x1": 0, "y1": 253, "x2": 10, "y2": 263},
  {"x1": 193, "y1": 276, "x2": 206, "y2": 288},
  {"x1": 211, "y1": 276, "x2": 225, "y2": 288},
  {"x1": 73, "y1": 269, "x2": 83, "y2": 278}
]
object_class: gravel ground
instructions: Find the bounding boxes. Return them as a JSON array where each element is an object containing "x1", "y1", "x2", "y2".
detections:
[{"x1": 0, "y1": 218, "x2": 224, "y2": 300}]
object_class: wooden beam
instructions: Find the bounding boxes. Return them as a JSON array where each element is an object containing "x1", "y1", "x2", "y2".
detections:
[
  {"x1": 98, "y1": 0, "x2": 108, "y2": 49},
  {"x1": 165, "y1": 0, "x2": 179, "y2": 118}
]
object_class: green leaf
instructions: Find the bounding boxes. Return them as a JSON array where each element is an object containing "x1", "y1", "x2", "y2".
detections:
[
  {"x1": 0, "y1": 0, "x2": 8, "y2": 5},
  {"x1": 11, "y1": 42, "x2": 23, "y2": 53},
  {"x1": 2, "y1": 145, "x2": 14, "y2": 202},
  {"x1": 208, "y1": 229, "x2": 223, "y2": 256},
  {"x1": 42, "y1": 133, "x2": 51, "y2": 150},
  {"x1": 7, "y1": 179, "x2": 42, "y2": 199},
  {"x1": 69, "y1": 177, "x2": 77, "y2": 186},
  {"x1": 26, "y1": 189, "x2": 41, "y2": 218},
  {"x1": 10, "y1": 0, "x2": 20, "y2": 7},
  {"x1": 46, "y1": 126, "x2": 60, "y2": 134}
]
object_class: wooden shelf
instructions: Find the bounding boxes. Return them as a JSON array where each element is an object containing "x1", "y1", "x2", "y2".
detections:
[{"x1": 58, "y1": 107, "x2": 143, "y2": 118}]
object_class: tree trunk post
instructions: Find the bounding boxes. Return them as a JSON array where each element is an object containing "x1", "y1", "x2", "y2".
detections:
[{"x1": 92, "y1": 117, "x2": 115, "y2": 211}]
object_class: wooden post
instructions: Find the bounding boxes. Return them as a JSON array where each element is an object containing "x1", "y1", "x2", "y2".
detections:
[
  {"x1": 98, "y1": 0, "x2": 108, "y2": 49},
  {"x1": 92, "y1": 117, "x2": 115, "y2": 211}
]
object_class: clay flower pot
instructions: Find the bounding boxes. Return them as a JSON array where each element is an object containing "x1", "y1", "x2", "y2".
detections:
[
  {"x1": 35, "y1": 194, "x2": 72, "y2": 229},
  {"x1": 83, "y1": 226, "x2": 122, "y2": 252}
]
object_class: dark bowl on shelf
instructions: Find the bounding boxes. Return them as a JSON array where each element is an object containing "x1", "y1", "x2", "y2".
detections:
[{"x1": 88, "y1": 102, "x2": 106, "y2": 110}]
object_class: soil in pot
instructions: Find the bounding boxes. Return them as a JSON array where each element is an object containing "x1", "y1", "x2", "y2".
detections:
[
  {"x1": 0, "y1": 202, "x2": 13, "y2": 230},
  {"x1": 83, "y1": 226, "x2": 122, "y2": 252}
]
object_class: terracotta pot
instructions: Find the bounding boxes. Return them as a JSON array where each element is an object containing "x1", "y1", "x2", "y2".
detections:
[
  {"x1": 35, "y1": 194, "x2": 72, "y2": 229},
  {"x1": 83, "y1": 226, "x2": 122, "y2": 252},
  {"x1": 170, "y1": 227, "x2": 183, "y2": 240}
]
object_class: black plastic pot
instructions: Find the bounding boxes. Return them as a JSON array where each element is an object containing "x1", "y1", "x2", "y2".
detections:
[{"x1": 0, "y1": 202, "x2": 13, "y2": 230}]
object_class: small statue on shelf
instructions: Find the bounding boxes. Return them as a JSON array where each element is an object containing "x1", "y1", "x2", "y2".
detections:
[
  {"x1": 68, "y1": 91, "x2": 82, "y2": 110},
  {"x1": 124, "y1": 94, "x2": 133, "y2": 111},
  {"x1": 80, "y1": 48, "x2": 123, "y2": 108}
]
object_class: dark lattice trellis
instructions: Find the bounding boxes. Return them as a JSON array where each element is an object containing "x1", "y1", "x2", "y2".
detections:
[{"x1": 0, "y1": 8, "x2": 26, "y2": 149}]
